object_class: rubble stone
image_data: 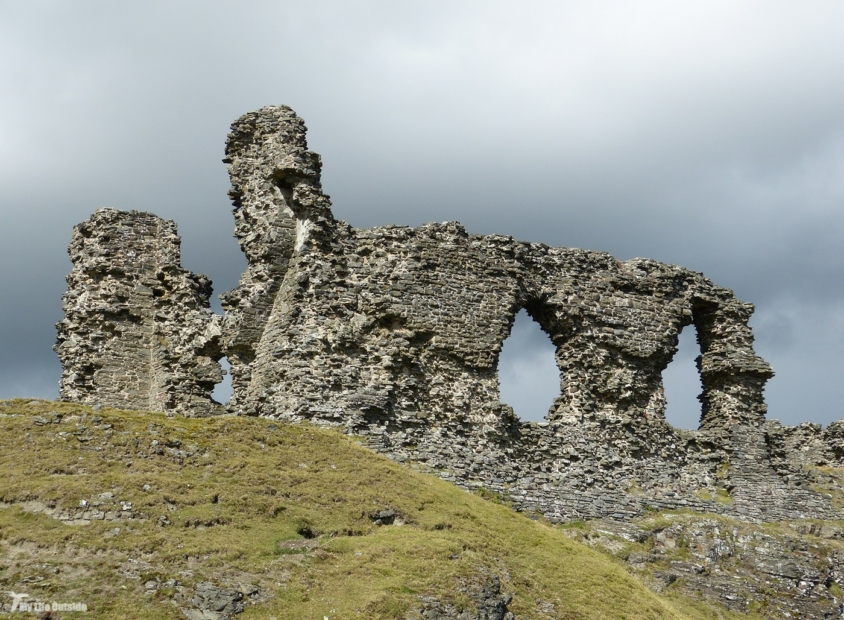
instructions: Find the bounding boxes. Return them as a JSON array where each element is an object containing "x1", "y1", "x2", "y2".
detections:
[{"x1": 569, "y1": 515, "x2": 844, "y2": 620}]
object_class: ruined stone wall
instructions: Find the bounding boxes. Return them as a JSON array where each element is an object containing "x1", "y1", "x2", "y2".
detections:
[
  {"x1": 56, "y1": 105, "x2": 844, "y2": 524},
  {"x1": 221, "y1": 108, "x2": 773, "y2": 430},
  {"x1": 219, "y1": 106, "x2": 333, "y2": 412},
  {"x1": 55, "y1": 209, "x2": 224, "y2": 416},
  {"x1": 215, "y1": 106, "x2": 839, "y2": 523}
]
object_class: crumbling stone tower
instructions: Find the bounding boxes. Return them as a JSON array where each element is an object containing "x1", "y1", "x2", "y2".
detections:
[
  {"x1": 55, "y1": 209, "x2": 224, "y2": 416},
  {"x1": 219, "y1": 106, "x2": 334, "y2": 412}
]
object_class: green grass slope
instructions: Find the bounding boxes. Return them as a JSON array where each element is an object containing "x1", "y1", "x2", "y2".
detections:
[{"x1": 0, "y1": 399, "x2": 754, "y2": 619}]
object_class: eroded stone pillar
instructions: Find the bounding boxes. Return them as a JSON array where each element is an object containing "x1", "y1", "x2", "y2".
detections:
[
  {"x1": 693, "y1": 296, "x2": 774, "y2": 429},
  {"x1": 55, "y1": 209, "x2": 223, "y2": 416}
]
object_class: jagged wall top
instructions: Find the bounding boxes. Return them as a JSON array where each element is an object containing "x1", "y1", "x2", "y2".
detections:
[{"x1": 217, "y1": 108, "x2": 774, "y2": 432}]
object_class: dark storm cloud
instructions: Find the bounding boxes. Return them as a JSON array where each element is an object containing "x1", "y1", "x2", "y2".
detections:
[{"x1": 2, "y1": 1, "x2": 843, "y2": 425}]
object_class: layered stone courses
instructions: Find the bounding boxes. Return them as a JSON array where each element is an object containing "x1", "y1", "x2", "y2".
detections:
[
  {"x1": 57, "y1": 105, "x2": 844, "y2": 524},
  {"x1": 55, "y1": 209, "x2": 223, "y2": 416}
]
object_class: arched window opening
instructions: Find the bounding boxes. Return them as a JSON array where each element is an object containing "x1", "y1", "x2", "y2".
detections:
[
  {"x1": 663, "y1": 325, "x2": 702, "y2": 429},
  {"x1": 212, "y1": 356, "x2": 233, "y2": 405},
  {"x1": 498, "y1": 309, "x2": 559, "y2": 422}
]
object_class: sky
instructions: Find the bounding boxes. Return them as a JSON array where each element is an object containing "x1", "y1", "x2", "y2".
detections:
[{"x1": 2, "y1": 1, "x2": 843, "y2": 428}]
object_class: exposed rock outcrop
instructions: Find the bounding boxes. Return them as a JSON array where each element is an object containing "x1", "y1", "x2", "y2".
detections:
[
  {"x1": 411, "y1": 574, "x2": 514, "y2": 620},
  {"x1": 567, "y1": 514, "x2": 844, "y2": 620}
]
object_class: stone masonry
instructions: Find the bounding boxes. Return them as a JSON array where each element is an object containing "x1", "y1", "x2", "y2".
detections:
[
  {"x1": 55, "y1": 209, "x2": 224, "y2": 416},
  {"x1": 57, "y1": 105, "x2": 844, "y2": 524}
]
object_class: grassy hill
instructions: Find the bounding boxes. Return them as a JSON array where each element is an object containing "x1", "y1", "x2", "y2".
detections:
[{"x1": 0, "y1": 399, "x2": 756, "y2": 619}]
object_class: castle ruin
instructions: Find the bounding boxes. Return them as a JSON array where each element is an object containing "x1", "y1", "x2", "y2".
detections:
[{"x1": 56, "y1": 106, "x2": 844, "y2": 523}]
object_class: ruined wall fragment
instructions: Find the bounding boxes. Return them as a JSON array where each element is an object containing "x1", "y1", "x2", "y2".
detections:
[
  {"x1": 55, "y1": 209, "x2": 223, "y2": 416},
  {"x1": 221, "y1": 107, "x2": 776, "y2": 436},
  {"x1": 692, "y1": 295, "x2": 774, "y2": 428},
  {"x1": 220, "y1": 105, "x2": 335, "y2": 410}
]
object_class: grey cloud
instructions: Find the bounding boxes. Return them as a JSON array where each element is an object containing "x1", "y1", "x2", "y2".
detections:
[{"x1": 662, "y1": 327, "x2": 703, "y2": 430}]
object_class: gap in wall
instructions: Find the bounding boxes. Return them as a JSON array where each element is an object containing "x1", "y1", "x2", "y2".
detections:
[
  {"x1": 213, "y1": 356, "x2": 232, "y2": 405},
  {"x1": 663, "y1": 325, "x2": 702, "y2": 429},
  {"x1": 498, "y1": 309, "x2": 559, "y2": 422}
]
